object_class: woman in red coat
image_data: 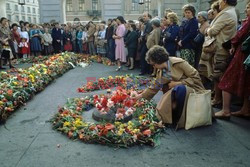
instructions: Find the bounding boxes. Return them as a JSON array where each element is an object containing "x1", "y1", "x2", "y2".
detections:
[{"x1": 215, "y1": 2, "x2": 250, "y2": 119}]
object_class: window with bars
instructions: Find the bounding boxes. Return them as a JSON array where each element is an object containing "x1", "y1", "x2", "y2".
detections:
[
  {"x1": 145, "y1": 0, "x2": 151, "y2": 11},
  {"x1": 6, "y1": 3, "x2": 10, "y2": 10},
  {"x1": 22, "y1": 16, "x2": 26, "y2": 21},
  {"x1": 21, "y1": 6, "x2": 25, "y2": 12},
  {"x1": 66, "y1": 0, "x2": 73, "y2": 12},
  {"x1": 92, "y1": 0, "x2": 98, "y2": 10},
  {"x1": 16, "y1": 15, "x2": 19, "y2": 22},
  {"x1": 132, "y1": 0, "x2": 139, "y2": 11},
  {"x1": 79, "y1": 0, "x2": 85, "y2": 11},
  {"x1": 33, "y1": 8, "x2": 36, "y2": 14},
  {"x1": 27, "y1": 7, "x2": 31, "y2": 13},
  {"x1": 28, "y1": 17, "x2": 31, "y2": 22},
  {"x1": 15, "y1": 5, "x2": 19, "y2": 11}
]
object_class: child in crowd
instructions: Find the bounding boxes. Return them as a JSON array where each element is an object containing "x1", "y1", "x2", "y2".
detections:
[{"x1": 19, "y1": 38, "x2": 29, "y2": 59}]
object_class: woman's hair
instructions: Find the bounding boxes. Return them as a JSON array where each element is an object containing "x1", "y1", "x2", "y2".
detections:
[
  {"x1": 167, "y1": 12, "x2": 179, "y2": 24},
  {"x1": 150, "y1": 18, "x2": 161, "y2": 27},
  {"x1": 11, "y1": 23, "x2": 18, "y2": 29},
  {"x1": 130, "y1": 23, "x2": 136, "y2": 31},
  {"x1": 0, "y1": 17, "x2": 7, "y2": 24},
  {"x1": 211, "y1": 1, "x2": 220, "y2": 13},
  {"x1": 182, "y1": 4, "x2": 196, "y2": 16},
  {"x1": 146, "y1": 45, "x2": 169, "y2": 64},
  {"x1": 226, "y1": 0, "x2": 237, "y2": 6},
  {"x1": 116, "y1": 16, "x2": 126, "y2": 24},
  {"x1": 138, "y1": 16, "x2": 144, "y2": 23}
]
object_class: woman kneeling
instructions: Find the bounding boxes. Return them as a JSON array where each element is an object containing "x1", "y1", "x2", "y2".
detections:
[{"x1": 136, "y1": 45, "x2": 205, "y2": 129}]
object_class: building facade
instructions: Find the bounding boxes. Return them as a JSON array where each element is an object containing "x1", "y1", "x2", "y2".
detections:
[
  {"x1": 0, "y1": 0, "x2": 40, "y2": 24},
  {"x1": 39, "y1": 0, "x2": 66, "y2": 24},
  {"x1": 38, "y1": 0, "x2": 248, "y2": 24}
]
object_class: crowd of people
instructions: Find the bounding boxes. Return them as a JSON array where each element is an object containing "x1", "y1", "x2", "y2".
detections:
[{"x1": 0, "y1": 0, "x2": 250, "y2": 124}]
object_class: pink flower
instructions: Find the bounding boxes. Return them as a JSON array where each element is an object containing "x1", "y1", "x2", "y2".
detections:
[
  {"x1": 130, "y1": 91, "x2": 139, "y2": 98},
  {"x1": 115, "y1": 113, "x2": 124, "y2": 120}
]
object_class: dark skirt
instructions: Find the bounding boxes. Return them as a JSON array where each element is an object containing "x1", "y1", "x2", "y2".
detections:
[
  {"x1": 31, "y1": 37, "x2": 42, "y2": 52},
  {"x1": 128, "y1": 48, "x2": 137, "y2": 58}
]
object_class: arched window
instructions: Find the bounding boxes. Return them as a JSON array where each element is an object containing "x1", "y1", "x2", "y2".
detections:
[{"x1": 74, "y1": 18, "x2": 80, "y2": 22}]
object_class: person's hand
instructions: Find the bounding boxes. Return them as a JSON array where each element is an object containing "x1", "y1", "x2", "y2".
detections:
[
  {"x1": 230, "y1": 47, "x2": 235, "y2": 55},
  {"x1": 178, "y1": 41, "x2": 182, "y2": 47},
  {"x1": 57, "y1": 40, "x2": 60, "y2": 43},
  {"x1": 133, "y1": 93, "x2": 143, "y2": 101},
  {"x1": 112, "y1": 35, "x2": 116, "y2": 39},
  {"x1": 168, "y1": 81, "x2": 182, "y2": 89}
]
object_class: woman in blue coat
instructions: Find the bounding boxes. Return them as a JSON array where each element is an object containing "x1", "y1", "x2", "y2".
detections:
[
  {"x1": 164, "y1": 12, "x2": 180, "y2": 57},
  {"x1": 178, "y1": 4, "x2": 199, "y2": 67}
]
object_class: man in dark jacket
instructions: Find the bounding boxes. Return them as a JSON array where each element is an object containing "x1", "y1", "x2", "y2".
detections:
[
  {"x1": 52, "y1": 23, "x2": 63, "y2": 53},
  {"x1": 139, "y1": 12, "x2": 153, "y2": 75}
]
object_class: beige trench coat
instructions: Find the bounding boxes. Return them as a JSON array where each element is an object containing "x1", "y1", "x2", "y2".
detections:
[{"x1": 142, "y1": 57, "x2": 205, "y2": 129}]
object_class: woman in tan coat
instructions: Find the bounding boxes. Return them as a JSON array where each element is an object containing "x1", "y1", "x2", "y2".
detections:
[
  {"x1": 136, "y1": 45, "x2": 205, "y2": 129},
  {"x1": 205, "y1": 0, "x2": 237, "y2": 106},
  {"x1": 146, "y1": 18, "x2": 161, "y2": 76}
]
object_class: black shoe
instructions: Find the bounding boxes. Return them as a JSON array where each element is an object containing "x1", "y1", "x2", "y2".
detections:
[
  {"x1": 9, "y1": 65, "x2": 15, "y2": 69},
  {"x1": 0, "y1": 67, "x2": 6, "y2": 69}
]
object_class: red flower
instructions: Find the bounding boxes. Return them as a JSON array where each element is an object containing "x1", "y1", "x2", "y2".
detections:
[
  {"x1": 85, "y1": 100, "x2": 90, "y2": 105},
  {"x1": 117, "y1": 108, "x2": 126, "y2": 114},
  {"x1": 101, "y1": 97, "x2": 108, "y2": 108},
  {"x1": 105, "y1": 123, "x2": 115, "y2": 130},
  {"x1": 124, "y1": 99, "x2": 135, "y2": 108}
]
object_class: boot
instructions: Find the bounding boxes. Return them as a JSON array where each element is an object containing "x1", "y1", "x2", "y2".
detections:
[{"x1": 129, "y1": 58, "x2": 134, "y2": 70}]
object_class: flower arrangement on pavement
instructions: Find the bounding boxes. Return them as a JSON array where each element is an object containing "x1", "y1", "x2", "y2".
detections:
[
  {"x1": 78, "y1": 75, "x2": 152, "y2": 93},
  {"x1": 52, "y1": 87, "x2": 164, "y2": 148},
  {"x1": 0, "y1": 52, "x2": 83, "y2": 123}
]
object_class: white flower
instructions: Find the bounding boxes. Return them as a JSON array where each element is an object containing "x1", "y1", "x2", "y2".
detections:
[
  {"x1": 107, "y1": 99, "x2": 114, "y2": 108},
  {"x1": 125, "y1": 108, "x2": 134, "y2": 116}
]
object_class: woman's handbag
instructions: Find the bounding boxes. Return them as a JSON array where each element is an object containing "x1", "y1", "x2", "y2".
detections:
[
  {"x1": 185, "y1": 90, "x2": 212, "y2": 130},
  {"x1": 244, "y1": 54, "x2": 250, "y2": 70},
  {"x1": 202, "y1": 36, "x2": 216, "y2": 53},
  {"x1": 194, "y1": 32, "x2": 205, "y2": 44}
]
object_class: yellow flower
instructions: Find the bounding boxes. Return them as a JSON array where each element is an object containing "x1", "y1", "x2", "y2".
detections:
[
  {"x1": 117, "y1": 128, "x2": 125, "y2": 136},
  {"x1": 128, "y1": 121, "x2": 134, "y2": 126},
  {"x1": 29, "y1": 74, "x2": 35, "y2": 83},
  {"x1": 132, "y1": 129, "x2": 140, "y2": 134},
  {"x1": 13, "y1": 82, "x2": 18, "y2": 86},
  {"x1": 74, "y1": 118, "x2": 83, "y2": 128},
  {"x1": 115, "y1": 121, "x2": 121, "y2": 126},
  {"x1": 119, "y1": 124, "x2": 125, "y2": 129},
  {"x1": 63, "y1": 121, "x2": 71, "y2": 127},
  {"x1": 139, "y1": 115, "x2": 144, "y2": 120},
  {"x1": 108, "y1": 76, "x2": 113, "y2": 79},
  {"x1": 127, "y1": 125, "x2": 133, "y2": 131}
]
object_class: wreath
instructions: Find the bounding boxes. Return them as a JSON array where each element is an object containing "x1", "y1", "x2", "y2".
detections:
[{"x1": 52, "y1": 87, "x2": 164, "y2": 148}]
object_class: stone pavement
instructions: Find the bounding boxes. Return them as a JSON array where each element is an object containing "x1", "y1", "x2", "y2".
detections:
[{"x1": 0, "y1": 63, "x2": 250, "y2": 167}]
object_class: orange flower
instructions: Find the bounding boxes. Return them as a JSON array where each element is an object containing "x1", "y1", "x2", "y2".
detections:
[
  {"x1": 68, "y1": 131, "x2": 73, "y2": 138},
  {"x1": 143, "y1": 129, "x2": 151, "y2": 136},
  {"x1": 7, "y1": 89, "x2": 13, "y2": 96}
]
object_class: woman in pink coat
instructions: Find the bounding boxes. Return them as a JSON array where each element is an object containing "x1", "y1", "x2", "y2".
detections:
[{"x1": 113, "y1": 16, "x2": 126, "y2": 71}]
